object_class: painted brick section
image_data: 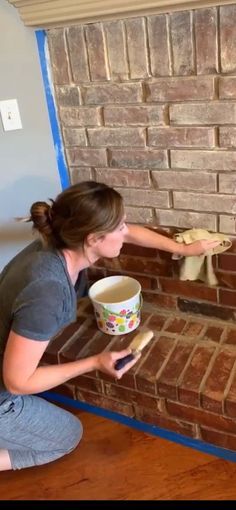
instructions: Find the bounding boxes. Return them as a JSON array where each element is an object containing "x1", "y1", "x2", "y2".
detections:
[
  {"x1": 148, "y1": 127, "x2": 215, "y2": 148},
  {"x1": 173, "y1": 192, "x2": 236, "y2": 214},
  {"x1": 147, "y1": 15, "x2": 170, "y2": 76},
  {"x1": 84, "y1": 24, "x2": 109, "y2": 81},
  {"x1": 66, "y1": 148, "x2": 107, "y2": 167},
  {"x1": 104, "y1": 105, "x2": 167, "y2": 126},
  {"x1": 147, "y1": 77, "x2": 214, "y2": 102},
  {"x1": 219, "y1": 128, "x2": 236, "y2": 148},
  {"x1": 219, "y1": 216, "x2": 236, "y2": 235},
  {"x1": 109, "y1": 149, "x2": 168, "y2": 169},
  {"x1": 60, "y1": 107, "x2": 101, "y2": 127},
  {"x1": 170, "y1": 103, "x2": 236, "y2": 125},
  {"x1": 125, "y1": 18, "x2": 149, "y2": 79},
  {"x1": 67, "y1": 26, "x2": 90, "y2": 82},
  {"x1": 104, "y1": 21, "x2": 128, "y2": 81},
  {"x1": 219, "y1": 173, "x2": 236, "y2": 193},
  {"x1": 155, "y1": 210, "x2": 217, "y2": 231},
  {"x1": 152, "y1": 170, "x2": 217, "y2": 192},
  {"x1": 170, "y1": 11, "x2": 194, "y2": 75},
  {"x1": 95, "y1": 168, "x2": 151, "y2": 188},
  {"x1": 87, "y1": 127, "x2": 146, "y2": 147},
  {"x1": 117, "y1": 188, "x2": 170, "y2": 208},
  {"x1": 63, "y1": 128, "x2": 87, "y2": 147},
  {"x1": 195, "y1": 8, "x2": 218, "y2": 74},
  {"x1": 56, "y1": 86, "x2": 81, "y2": 107},
  {"x1": 171, "y1": 150, "x2": 236, "y2": 170}
]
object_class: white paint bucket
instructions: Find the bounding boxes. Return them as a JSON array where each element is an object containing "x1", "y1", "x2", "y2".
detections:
[{"x1": 88, "y1": 275, "x2": 142, "y2": 335}]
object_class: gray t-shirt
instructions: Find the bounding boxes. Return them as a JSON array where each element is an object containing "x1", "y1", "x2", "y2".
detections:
[{"x1": 0, "y1": 239, "x2": 87, "y2": 390}]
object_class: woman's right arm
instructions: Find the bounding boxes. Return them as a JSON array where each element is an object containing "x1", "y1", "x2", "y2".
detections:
[{"x1": 3, "y1": 330, "x2": 138, "y2": 395}]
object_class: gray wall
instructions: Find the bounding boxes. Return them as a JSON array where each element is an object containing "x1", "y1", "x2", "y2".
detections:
[{"x1": 0, "y1": 0, "x2": 61, "y2": 269}]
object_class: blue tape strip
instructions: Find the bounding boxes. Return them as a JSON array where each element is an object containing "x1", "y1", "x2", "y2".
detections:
[
  {"x1": 40, "y1": 390, "x2": 236, "y2": 463},
  {"x1": 35, "y1": 30, "x2": 70, "y2": 190}
]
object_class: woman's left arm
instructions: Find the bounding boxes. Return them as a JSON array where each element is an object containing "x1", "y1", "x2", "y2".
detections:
[{"x1": 124, "y1": 224, "x2": 220, "y2": 256}]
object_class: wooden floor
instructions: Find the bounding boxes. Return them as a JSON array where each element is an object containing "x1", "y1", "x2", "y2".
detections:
[{"x1": 1, "y1": 405, "x2": 236, "y2": 500}]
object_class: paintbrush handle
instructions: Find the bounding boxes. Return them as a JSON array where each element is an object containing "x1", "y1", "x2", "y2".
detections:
[{"x1": 114, "y1": 353, "x2": 135, "y2": 370}]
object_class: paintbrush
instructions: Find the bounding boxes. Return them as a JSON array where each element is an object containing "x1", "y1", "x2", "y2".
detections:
[{"x1": 114, "y1": 329, "x2": 154, "y2": 371}]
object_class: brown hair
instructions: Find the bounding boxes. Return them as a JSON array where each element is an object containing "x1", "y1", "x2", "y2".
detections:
[{"x1": 27, "y1": 181, "x2": 125, "y2": 249}]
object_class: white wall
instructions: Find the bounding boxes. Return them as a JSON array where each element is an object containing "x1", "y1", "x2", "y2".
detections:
[{"x1": 0, "y1": 0, "x2": 61, "y2": 269}]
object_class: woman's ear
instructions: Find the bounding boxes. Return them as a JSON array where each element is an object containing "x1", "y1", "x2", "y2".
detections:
[{"x1": 86, "y1": 232, "x2": 104, "y2": 247}]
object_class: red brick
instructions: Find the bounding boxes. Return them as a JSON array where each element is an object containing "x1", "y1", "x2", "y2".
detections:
[
  {"x1": 81, "y1": 83, "x2": 143, "y2": 104},
  {"x1": 218, "y1": 254, "x2": 236, "y2": 272},
  {"x1": 147, "y1": 77, "x2": 214, "y2": 102},
  {"x1": 70, "y1": 375, "x2": 103, "y2": 393},
  {"x1": 43, "y1": 318, "x2": 86, "y2": 364},
  {"x1": 201, "y1": 347, "x2": 236, "y2": 413},
  {"x1": 164, "y1": 318, "x2": 186, "y2": 334},
  {"x1": 216, "y1": 272, "x2": 236, "y2": 290},
  {"x1": 157, "y1": 341, "x2": 194, "y2": 399},
  {"x1": 135, "y1": 335, "x2": 177, "y2": 394},
  {"x1": 67, "y1": 26, "x2": 90, "y2": 82},
  {"x1": 147, "y1": 14, "x2": 170, "y2": 76},
  {"x1": 104, "y1": 105, "x2": 167, "y2": 126},
  {"x1": 59, "y1": 319, "x2": 100, "y2": 362},
  {"x1": 170, "y1": 11, "x2": 194, "y2": 75},
  {"x1": 195, "y1": 8, "x2": 218, "y2": 74},
  {"x1": 76, "y1": 389, "x2": 134, "y2": 417},
  {"x1": 200, "y1": 427, "x2": 236, "y2": 451},
  {"x1": 135, "y1": 406, "x2": 194, "y2": 437},
  {"x1": 159, "y1": 278, "x2": 217, "y2": 303},
  {"x1": 99, "y1": 255, "x2": 172, "y2": 277},
  {"x1": 143, "y1": 292, "x2": 177, "y2": 309},
  {"x1": 95, "y1": 168, "x2": 151, "y2": 189},
  {"x1": 167, "y1": 400, "x2": 236, "y2": 435},
  {"x1": 225, "y1": 370, "x2": 236, "y2": 417},
  {"x1": 121, "y1": 244, "x2": 158, "y2": 258},
  {"x1": 104, "y1": 20, "x2": 128, "y2": 81},
  {"x1": 178, "y1": 344, "x2": 216, "y2": 406},
  {"x1": 220, "y1": 5, "x2": 236, "y2": 73},
  {"x1": 104, "y1": 383, "x2": 158, "y2": 410},
  {"x1": 224, "y1": 329, "x2": 236, "y2": 346},
  {"x1": 202, "y1": 326, "x2": 224, "y2": 343},
  {"x1": 219, "y1": 289, "x2": 236, "y2": 308},
  {"x1": 66, "y1": 148, "x2": 107, "y2": 167},
  {"x1": 146, "y1": 313, "x2": 168, "y2": 331},
  {"x1": 125, "y1": 18, "x2": 149, "y2": 79},
  {"x1": 178, "y1": 298, "x2": 236, "y2": 322},
  {"x1": 84, "y1": 23, "x2": 109, "y2": 81},
  {"x1": 182, "y1": 321, "x2": 204, "y2": 337}
]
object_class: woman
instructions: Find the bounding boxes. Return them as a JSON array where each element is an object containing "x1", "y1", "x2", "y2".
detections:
[{"x1": 0, "y1": 181, "x2": 219, "y2": 471}]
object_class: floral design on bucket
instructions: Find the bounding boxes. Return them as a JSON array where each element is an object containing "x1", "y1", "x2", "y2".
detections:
[{"x1": 97, "y1": 303, "x2": 141, "y2": 334}]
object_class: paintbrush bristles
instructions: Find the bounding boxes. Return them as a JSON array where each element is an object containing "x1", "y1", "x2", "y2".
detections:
[{"x1": 129, "y1": 330, "x2": 154, "y2": 353}]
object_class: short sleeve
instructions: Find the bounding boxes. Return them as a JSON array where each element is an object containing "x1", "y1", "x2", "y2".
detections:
[{"x1": 11, "y1": 279, "x2": 65, "y2": 341}]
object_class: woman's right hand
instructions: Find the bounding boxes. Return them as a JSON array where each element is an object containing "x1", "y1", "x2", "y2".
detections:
[{"x1": 95, "y1": 349, "x2": 141, "y2": 380}]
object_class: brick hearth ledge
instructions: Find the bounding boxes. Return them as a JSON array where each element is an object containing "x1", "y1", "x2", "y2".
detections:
[{"x1": 41, "y1": 296, "x2": 236, "y2": 455}]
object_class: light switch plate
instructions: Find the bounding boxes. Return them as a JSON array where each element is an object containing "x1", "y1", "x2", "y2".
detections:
[{"x1": 0, "y1": 99, "x2": 22, "y2": 131}]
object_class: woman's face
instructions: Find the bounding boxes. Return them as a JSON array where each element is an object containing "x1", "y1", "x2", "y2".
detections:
[{"x1": 95, "y1": 219, "x2": 128, "y2": 259}]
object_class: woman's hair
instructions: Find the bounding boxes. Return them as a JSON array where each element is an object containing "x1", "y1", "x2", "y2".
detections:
[{"x1": 24, "y1": 181, "x2": 125, "y2": 249}]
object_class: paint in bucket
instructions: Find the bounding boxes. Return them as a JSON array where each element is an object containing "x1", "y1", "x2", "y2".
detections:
[{"x1": 88, "y1": 275, "x2": 142, "y2": 335}]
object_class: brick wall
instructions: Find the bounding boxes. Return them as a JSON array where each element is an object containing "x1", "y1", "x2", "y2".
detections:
[{"x1": 47, "y1": 4, "x2": 236, "y2": 322}]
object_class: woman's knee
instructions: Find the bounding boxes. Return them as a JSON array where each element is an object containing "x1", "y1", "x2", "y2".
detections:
[{"x1": 64, "y1": 414, "x2": 83, "y2": 453}]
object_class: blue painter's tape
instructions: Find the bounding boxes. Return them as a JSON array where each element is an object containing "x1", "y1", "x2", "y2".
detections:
[
  {"x1": 39, "y1": 390, "x2": 236, "y2": 463},
  {"x1": 35, "y1": 30, "x2": 70, "y2": 190}
]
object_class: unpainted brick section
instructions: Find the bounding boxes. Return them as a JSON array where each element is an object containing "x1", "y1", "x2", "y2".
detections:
[
  {"x1": 220, "y1": 5, "x2": 236, "y2": 73},
  {"x1": 201, "y1": 348, "x2": 236, "y2": 413},
  {"x1": 104, "y1": 105, "x2": 167, "y2": 126},
  {"x1": 84, "y1": 23, "x2": 109, "y2": 81},
  {"x1": 178, "y1": 344, "x2": 216, "y2": 406},
  {"x1": 67, "y1": 26, "x2": 90, "y2": 82},
  {"x1": 47, "y1": 29, "x2": 70, "y2": 85}
]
